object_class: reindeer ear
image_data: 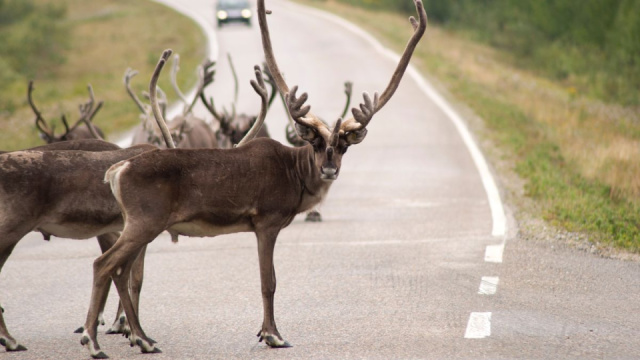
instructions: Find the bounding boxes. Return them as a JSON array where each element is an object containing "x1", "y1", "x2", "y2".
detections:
[
  {"x1": 295, "y1": 122, "x2": 317, "y2": 142},
  {"x1": 345, "y1": 128, "x2": 367, "y2": 145}
]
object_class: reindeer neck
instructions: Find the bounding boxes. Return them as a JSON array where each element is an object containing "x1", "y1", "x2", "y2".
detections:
[{"x1": 292, "y1": 144, "x2": 333, "y2": 213}]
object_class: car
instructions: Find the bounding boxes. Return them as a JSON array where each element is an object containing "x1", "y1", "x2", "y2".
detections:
[{"x1": 216, "y1": 0, "x2": 252, "y2": 27}]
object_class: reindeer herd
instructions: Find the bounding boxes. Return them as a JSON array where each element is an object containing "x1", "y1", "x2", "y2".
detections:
[{"x1": 0, "y1": 0, "x2": 427, "y2": 358}]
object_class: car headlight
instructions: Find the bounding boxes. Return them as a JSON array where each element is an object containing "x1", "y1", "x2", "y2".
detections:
[
  {"x1": 217, "y1": 10, "x2": 228, "y2": 20},
  {"x1": 241, "y1": 9, "x2": 251, "y2": 18}
]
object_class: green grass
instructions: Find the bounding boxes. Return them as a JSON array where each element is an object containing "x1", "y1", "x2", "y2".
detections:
[
  {"x1": 0, "y1": 0, "x2": 206, "y2": 151},
  {"x1": 294, "y1": 0, "x2": 640, "y2": 252}
]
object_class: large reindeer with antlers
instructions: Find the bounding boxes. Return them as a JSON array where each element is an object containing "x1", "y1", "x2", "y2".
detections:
[
  {"x1": 0, "y1": 65, "x2": 189, "y2": 352},
  {"x1": 79, "y1": 0, "x2": 427, "y2": 357},
  {"x1": 29, "y1": 81, "x2": 104, "y2": 143},
  {"x1": 125, "y1": 58, "x2": 218, "y2": 149}
]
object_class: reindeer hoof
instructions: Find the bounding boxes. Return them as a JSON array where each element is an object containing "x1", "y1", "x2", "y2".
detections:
[
  {"x1": 1, "y1": 338, "x2": 28, "y2": 352},
  {"x1": 257, "y1": 331, "x2": 292, "y2": 348},
  {"x1": 136, "y1": 339, "x2": 162, "y2": 353},
  {"x1": 92, "y1": 351, "x2": 109, "y2": 359},
  {"x1": 9, "y1": 344, "x2": 28, "y2": 352},
  {"x1": 74, "y1": 326, "x2": 85, "y2": 334},
  {"x1": 305, "y1": 210, "x2": 322, "y2": 222}
]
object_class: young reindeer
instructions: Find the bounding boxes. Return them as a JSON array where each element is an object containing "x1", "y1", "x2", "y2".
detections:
[
  {"x1": 29, "y1": 81, "x2": 105, "y2": 143},
  {"x1": 80, "y1": 0, "x2": 427, "y2": 357}
]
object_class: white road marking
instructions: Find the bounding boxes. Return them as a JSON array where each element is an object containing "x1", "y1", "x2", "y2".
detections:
[
  {"x1": 478, "y1": 276, "x2": 499, "y2": 295},
  {"x1": 485, "y1": 242, "x2": 505, "y2": 263},
  {"x1": 284, "y1": 1, "x2": 507, "y2": 238},
  {"x1": 464, "y1": 312, "x2": 492, "y2": 339}
]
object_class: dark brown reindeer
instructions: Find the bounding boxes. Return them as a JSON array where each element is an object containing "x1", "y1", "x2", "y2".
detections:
[
  {"x1": 29, "y1": 81, "x2": 105, "y2": 143},
  {"x1": 0, "y1": 64, "x2": 183, "y2": 352},
  {"x1": 200, "y1": 54, "x2": 275, "y2": 148},
  {"x1": 125, "y1": 59, "x2": 218, "y2": 149},
  {"x1": 80, "y1": 0, "x2": 426, "y2": 357},
  {"x1": 284, "y1": 80, "x2": 354, "y2": 222}
]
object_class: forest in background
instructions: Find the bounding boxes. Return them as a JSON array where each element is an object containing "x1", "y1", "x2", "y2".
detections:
[{"x1": 334, "y1": 0, "x2": 640, "y2": 106}]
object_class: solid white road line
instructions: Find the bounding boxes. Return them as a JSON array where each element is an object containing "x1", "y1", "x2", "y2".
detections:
[
  {"x1": 478, "y1": 276, "x2": 499, "y2": 295},
  {"x1": 464, "y1": 312, "x2": 492, "y2": 339}
]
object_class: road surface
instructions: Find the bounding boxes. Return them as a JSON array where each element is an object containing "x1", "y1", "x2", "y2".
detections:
[{"x1": 2, "y1": 0, "x2": 639, "y2": 359}]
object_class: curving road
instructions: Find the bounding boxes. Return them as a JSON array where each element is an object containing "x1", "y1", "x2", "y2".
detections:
[{"x1": 2, "y1": 1, "x2": 639, "y2": 359}]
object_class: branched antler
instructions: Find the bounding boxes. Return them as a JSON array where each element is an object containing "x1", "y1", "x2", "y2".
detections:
[
  {"x1": 124, "y1": 68, "x2": 148, "y2": 114},
  {"x1": 28, "y1": 81, "x2": 54, "y2": 141},
  {"x1": 236, "y1": 65, "x2": 269, "y2": 147}
]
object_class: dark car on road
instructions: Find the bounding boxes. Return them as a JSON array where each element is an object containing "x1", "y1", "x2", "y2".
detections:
[{"x1": 216, "y1": 0, "x2": 252, "y2": 27}]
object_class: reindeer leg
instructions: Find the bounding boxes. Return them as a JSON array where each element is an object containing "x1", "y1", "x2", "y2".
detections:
[
  {"x1": 75, "y1": 233, "x2": 119, "y2": 334},
  {"x1": 106, "y1": 244, "x2": 148, "y2": 340},
  {"x1": 255, "y1": 228, "x2": 291, "y2": 348},
  {"x1": 0, "y1": 241, "x2": 27, "y2": 352},
  {"x1": 82, "y1": 228, "x2": 159, "y2": 358},
  {"x1": 304, "y1": 208, "x2": 322, "y2": 222}
]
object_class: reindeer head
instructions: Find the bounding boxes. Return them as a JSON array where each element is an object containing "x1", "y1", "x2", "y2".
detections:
[{"x1": 258, "y1": 0, "x2": 427, "y2": 181}]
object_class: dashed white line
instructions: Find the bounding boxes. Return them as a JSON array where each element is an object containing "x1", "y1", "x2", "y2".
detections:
[
  {"x1": 485, "y1": 242, "x2": 505, "y2": 263},
  {"x1": 464, "y1": 312, "x2": 492, "y2": 339},
  {"x1": 478, "y1": 276, "x2": 499, "y2": 295}
]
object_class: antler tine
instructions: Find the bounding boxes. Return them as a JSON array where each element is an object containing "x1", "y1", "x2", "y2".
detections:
[
  {"x1": 184, "y1": 60, "x2": 210, "y2": 115},
  {"x1": 82, "y1": 101, "x2": 104, "y2": 139},
  {"x1": 339, "y1": 81, "x2": 353, "y2": 119},
  {"x1": 236, "y1": 65, "x2": 269, "y2": 147},
  {"x1": 343, "y1": 0, "x2": 427, "y2": 132},
  {"x1": 67, "y1": 84, "x2": 97, "y2": 134},
  {"x1": 262, "y1": 62, "x2": 278, "y2": 109},
  {"x1": 227, "y1": 53, "x2": 239, "y2": 109},
  {"x1": 28, "y1": 81, "x2": 54, "y2": 140},
  {"x1": 124, "y1": 68, "x2": 148, "y2": 114},
  {"x1": 286, "y1": 86, "x2": 332, "y2": 139},
  {"x1": 170, "y1": 54, "x2": 190, "y2": 108},
  {"x1": 257, "y1": 1, "x2": 290, "y2": 96},
  {"x1": 150, "y1": 49, "x2": 176, "y2": 149},
  {"x1": 373, "y1": 0, "x2": 427, "y2": 112}
]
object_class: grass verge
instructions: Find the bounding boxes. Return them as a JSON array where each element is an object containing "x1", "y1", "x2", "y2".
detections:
[
  {"x1": 0, "y1": 0, "x2": 206, "y2": 151},
  {"x1": 294, "y1": 0, "x2": 640, "y2": 253}
]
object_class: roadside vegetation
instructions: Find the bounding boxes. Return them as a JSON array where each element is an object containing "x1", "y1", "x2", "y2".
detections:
[
  {"x1": 297, "y1": 0, "x2": 640, "y2": 252},
  {"x1": 0, "y1": 0, "x2": 206, "y2": 151}
]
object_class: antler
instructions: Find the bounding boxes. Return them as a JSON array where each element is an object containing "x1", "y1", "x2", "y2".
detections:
[
  {"x1": 170, "y1": 54, "x2": 190, "y2": 108},
  {"x1": 184, "y1": 58, "x2": 216, "y2": 115},
  {"x1": 79, "y1": 84, "x2": 104, "y2": 139},
  {"x1": 61, "y1": 84, "x2": 100, "y2": 137},
  {"x1": 339, "y1": 81, "x2": 353, "y2": 120},
  {"x1": 28, "y1": 81, "x2": 55, "y2": 141},
  {"x1": 124, "y1": 68, "x2": 148, "y2": 114},
  {"x1": 341, "y1": 0, "x2": 427, "y2": 133},
  {"x1": 150, "y1": 49, "x2": 176, "y2": 149},
  {"x1": 236, "y1": 65, "x2": 269, "y2": 147},
  {"x1": 262, "y1": 62, "x2": 278, "y2": 110}
]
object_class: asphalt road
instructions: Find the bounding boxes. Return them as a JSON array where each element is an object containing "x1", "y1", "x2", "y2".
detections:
[{"x1": 2, "y1": 1, "x2": 639, "y2": 359}]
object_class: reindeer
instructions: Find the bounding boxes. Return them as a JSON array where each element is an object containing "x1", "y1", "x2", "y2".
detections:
[
  {"x1": 29, "y1": 81, "x2": 105, "y2": 143},
  {"x1": 200, "y1": 54, "x2": 275, "y2": 149},
  {"x1": 80, "y1": 0, "x2": 427, "y2": 357},
  {"x1": 0, "y1": 65, "x2": 186, "y2": 351},
  {"x1": 284, "y1": 80, "x2": 354, "y2": 222},
  {"x1": 125, "y1": 58, "x2": 218, "y2": 149}
]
